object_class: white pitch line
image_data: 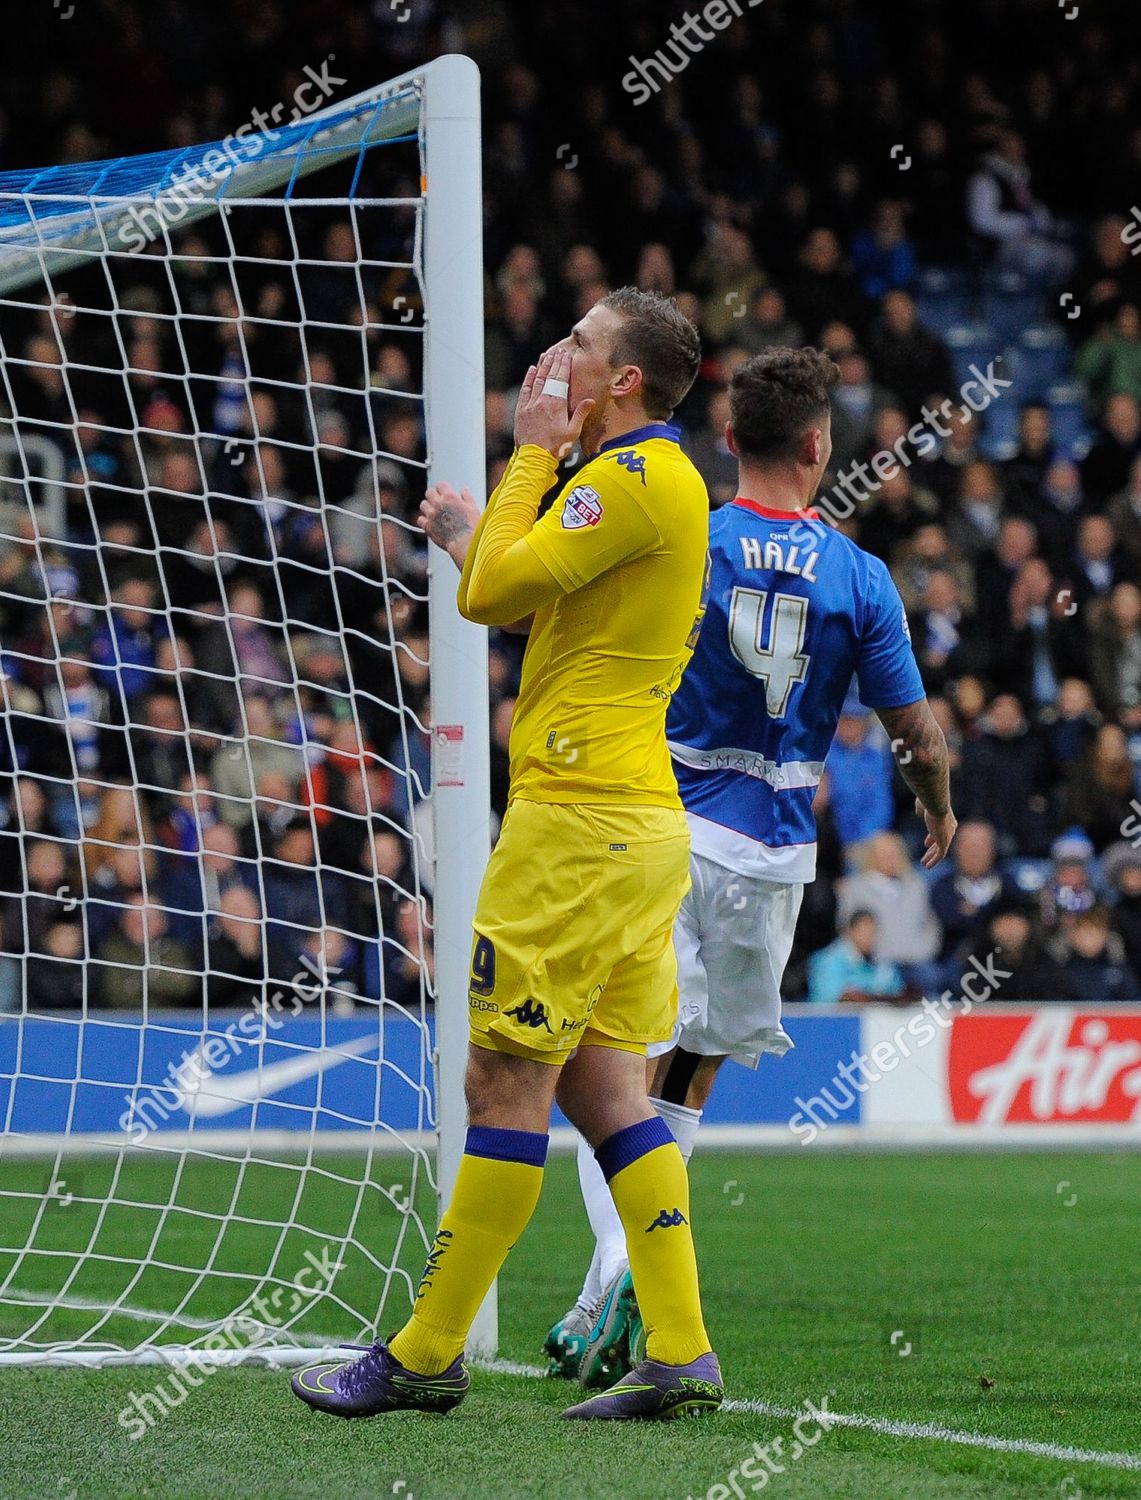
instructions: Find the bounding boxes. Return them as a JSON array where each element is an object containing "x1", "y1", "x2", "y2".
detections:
[
  {"x1": 2, "y1": 1289, "x2": 219, "y2": 1330},
  {"x1": 2, "y1": 1290, "x2": 344, "y2": 1351},
  {"x1": 7, "y1": 1323, "x2": 1138, "y2": 1471},
  {"x1": 480, "y1": 1360, "x2": 1141, "y2": 1472},
  {"x1": 724, "y1": 1400, "x2": 1141, "y2": 1472},
  {"x1": 480, "y1": 1357, "x2": 549, "y2": 1378}
]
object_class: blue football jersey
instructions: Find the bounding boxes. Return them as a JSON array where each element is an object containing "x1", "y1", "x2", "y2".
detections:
[{"x1": 667, "y1": 496, "x2": 924, "y2": 882}]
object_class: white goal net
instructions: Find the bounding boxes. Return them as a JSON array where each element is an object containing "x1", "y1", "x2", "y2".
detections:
[{"x1": 0, "y1": 56, "x2": 490, "y2": 1367}]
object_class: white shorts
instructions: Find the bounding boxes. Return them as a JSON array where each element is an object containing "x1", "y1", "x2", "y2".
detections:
[{"x1": 649, "y1": 852, "x2": 804, "y2": 1069}]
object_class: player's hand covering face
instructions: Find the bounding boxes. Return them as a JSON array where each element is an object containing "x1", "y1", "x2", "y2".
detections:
[{"x1": 513, "y1": 345, "x2": 596, "y2": 459}]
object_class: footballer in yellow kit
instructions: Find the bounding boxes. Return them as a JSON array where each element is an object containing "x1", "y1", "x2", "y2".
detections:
[
  {"x1": 465, "y1": 417, "x2": 709, "y2": 1062},
  {"x1": 292, "y1": 286, "x2": 721, "y2": 1426}
]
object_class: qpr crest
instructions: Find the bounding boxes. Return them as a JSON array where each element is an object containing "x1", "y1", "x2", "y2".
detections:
[{"x1": 561, "y1": 484, "x2": 603, "y2": 529}]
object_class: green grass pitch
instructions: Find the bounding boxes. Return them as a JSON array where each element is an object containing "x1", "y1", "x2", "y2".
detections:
[{"x1": 1, "y1": 1149, "x2": 1138, "y2": 1499}]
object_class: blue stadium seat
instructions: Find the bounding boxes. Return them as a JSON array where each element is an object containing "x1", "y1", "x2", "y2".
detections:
[
  {"x1": 1047, "y1": 382, "x2": 1094, "y2": 460},
  {"x1": 978, "y1": 396, "x2": 1021, "y2": 461},
  {"x1": 1006, "y1": 326, "x2": 1071, "y2": 402},
  {"x1": 981, "y1": 270, "x2": 1047, "y2": 346},
  {"x1": 943, "y1": 322, "x2": 999, "y2": 391},
  {"x1": 916, "y1": 267, "x2": 974, "y2": 336}
]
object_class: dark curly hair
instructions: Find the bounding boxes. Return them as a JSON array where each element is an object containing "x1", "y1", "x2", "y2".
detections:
[{"x1": 729, "y1": 347, "x2": 840, "y2": 463}]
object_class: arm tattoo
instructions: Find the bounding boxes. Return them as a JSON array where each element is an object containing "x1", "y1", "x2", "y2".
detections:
[
  {"x1": 875, "y1": 697, "x2": 951, "y2": 816},
  {"x1": 433, "y1": 507, "x2": 475, "y2": 546}
]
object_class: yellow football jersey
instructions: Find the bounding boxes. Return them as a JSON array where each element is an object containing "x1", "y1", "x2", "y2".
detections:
[{"x1": 508, "y1": 422, "x2": 710, "y2": 808}]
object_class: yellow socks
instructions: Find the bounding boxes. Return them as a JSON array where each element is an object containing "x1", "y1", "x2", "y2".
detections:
[
  {"x1": 389, "y1": 1117, "x2": 710, "y2": 1374},
  {"x1": 389, "y1": 1126, "x2": 547, "y2": 1375},
  {"x1": 597, "y1": 1116, "x2": 710, "y2": 1366}
]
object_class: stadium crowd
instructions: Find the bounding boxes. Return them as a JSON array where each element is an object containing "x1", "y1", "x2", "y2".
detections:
[{"x1": 2, "y1": 0, "x2": 1141, "y2": 1012}]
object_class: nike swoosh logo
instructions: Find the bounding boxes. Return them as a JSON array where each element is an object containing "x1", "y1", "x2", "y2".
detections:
[{"x1": 175, "y1": 1034, "x2": 380, "y2": 1118}]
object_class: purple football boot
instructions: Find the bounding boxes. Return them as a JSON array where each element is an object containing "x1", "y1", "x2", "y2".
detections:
[
  {"x1": 291, "y1": 1340, "x2": 469, "y2": 1419},
  {"x1": 561, "y1": 1351, "x2": 723, "y2": 1420}
]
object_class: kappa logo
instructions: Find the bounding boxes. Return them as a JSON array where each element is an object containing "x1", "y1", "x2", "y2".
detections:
[
  {"x1": 469, "y1": 996, "x2": 499, "y2": 1013},
  {"x1": 561, "y1": 484, "x2": 603, "y2": 530},
  {"x1": 416, "y1": 1227, "x2": 453, "y2": 1298},
  {"x1": 645, "y1": 1207, "x2": 688, "y2": 1232},
  {"x1": 505, "y1": 997, "x2": 554, "y2": 1033},
  {"x1": 609, "y1": 449, "x2": 647, "y2": 485}
]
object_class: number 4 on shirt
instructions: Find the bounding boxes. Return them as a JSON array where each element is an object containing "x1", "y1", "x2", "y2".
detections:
[{"x1": 728, "y1": 587, "x2": 810, "y2": 719}]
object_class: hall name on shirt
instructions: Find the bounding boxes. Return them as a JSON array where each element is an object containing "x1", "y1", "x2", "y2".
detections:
[{"x1": 740, "y1": 534, "x2": 820, "y2": 582}]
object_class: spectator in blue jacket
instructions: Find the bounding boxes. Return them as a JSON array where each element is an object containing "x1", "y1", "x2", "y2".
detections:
[
  {"x1": 930, "y1": 820, "x2": 1018, "y2": 965},
  {"x1": 90, "y1": 578, "x2": 166, "y2": 705},
  {"x1": 808, "y1": 911, "x2": 905, "y2": 1005},
  {"x1": 262, "y1": 820, "x2": 348, "y2": 984},
  {"x1": 825, "y1": 703, "x2": 895, "y2": 863},
  {"x1": 850, "y1": 201, "x2": 917, "y2": 300},
  {"x1": 1051, "y1": 905, "x2": 1141, "y2": 1002}
]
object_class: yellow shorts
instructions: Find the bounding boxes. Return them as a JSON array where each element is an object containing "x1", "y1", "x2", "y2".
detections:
[{"x1": 467, "y1": 799, "x2": 691, "y2": 1065}]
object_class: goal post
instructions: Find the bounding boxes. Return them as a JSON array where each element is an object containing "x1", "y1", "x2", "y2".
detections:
[
  {"x1": 420, "y1": 55, "x2": 496, "y2": 1357},
  {"x1": 0, "y1": 55, "x2": 493, "y2": 1365}
]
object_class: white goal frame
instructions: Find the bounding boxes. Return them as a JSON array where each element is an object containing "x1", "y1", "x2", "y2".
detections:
[{"x1": 0, "y1": 53, "x2": 494, "y2": 1362}]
